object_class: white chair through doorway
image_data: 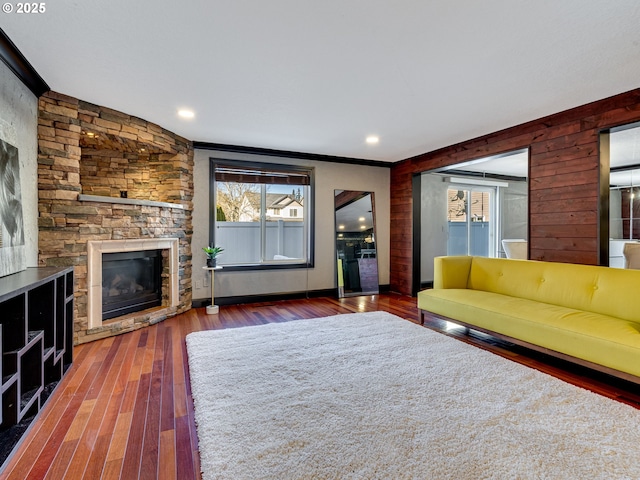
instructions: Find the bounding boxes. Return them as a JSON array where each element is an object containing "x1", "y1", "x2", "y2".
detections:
[
  {"x1": 623, "y1": 242, "x2": 640, "y2": 269},
  {"x1": 502, "y1": 239, "x2": 527, "y2": 260}
]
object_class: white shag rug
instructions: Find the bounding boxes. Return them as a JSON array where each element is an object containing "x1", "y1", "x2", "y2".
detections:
[{"x1": 186, "y1": 311, "x2": 640, "y2": 480}]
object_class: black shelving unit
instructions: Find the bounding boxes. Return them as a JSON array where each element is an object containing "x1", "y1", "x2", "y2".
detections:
[{"x1": 0, "y1": 267, "x2": 74, "y2": 469}]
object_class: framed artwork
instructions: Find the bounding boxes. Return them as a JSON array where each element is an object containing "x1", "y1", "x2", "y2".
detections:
[{"x1": 0, "y1": 136, "x2": 26, "y2": 277}]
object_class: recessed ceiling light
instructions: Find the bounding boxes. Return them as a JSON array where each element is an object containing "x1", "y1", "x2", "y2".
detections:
[
  {"x1": 178, "y1": 109, "x2": 195, "y2": 119},
  {"x1": 358, "y1": 217, "x2": 365, "y2": 222},
  {"x1": 366, "y1": 135, "x2": 379, "y2": 145},
  {"x1": 338, "y1": 225, "x2": 345, "y2": 230},
  {"x1": 360, "y1": 225, "x2": 367, "y2": 230}
]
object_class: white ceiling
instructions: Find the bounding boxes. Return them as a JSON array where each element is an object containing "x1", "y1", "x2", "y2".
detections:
[
  {"x1": 610, "y1": 126, "x2": 640, "y2": 169},
  {"x1": 444, "y1": 149, "x2": 529, "y2": 178},
  {"x1": 3, "y1": 1, "x2": 640, "y2": 162}
]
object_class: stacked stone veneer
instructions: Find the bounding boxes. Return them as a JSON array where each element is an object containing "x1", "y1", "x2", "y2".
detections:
[{"x1": 38, "y1": 91, "x2": 194, "y2": 344}]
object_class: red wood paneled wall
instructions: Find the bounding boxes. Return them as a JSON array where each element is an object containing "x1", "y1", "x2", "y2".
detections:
[{"x1": 390, "y1": 89, "x2": 640, "y2": 295}]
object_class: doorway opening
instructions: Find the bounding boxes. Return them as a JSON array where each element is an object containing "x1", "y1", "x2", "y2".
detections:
[{"x1": 416, "y1": 148, "x2": 528, "y2": 291}]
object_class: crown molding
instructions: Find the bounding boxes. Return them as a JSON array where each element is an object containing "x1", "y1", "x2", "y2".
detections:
[
  {"x1": 0, "y1": 28, "x2": 49, "y2": 96},
  {"x1": 194, "y1": 141, "x2": 393, "y2": 168}
]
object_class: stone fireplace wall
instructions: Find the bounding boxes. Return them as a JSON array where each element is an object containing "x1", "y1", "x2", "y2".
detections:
[{"x1": 37, "y1": 91, "x2": 194, "y2": 344}]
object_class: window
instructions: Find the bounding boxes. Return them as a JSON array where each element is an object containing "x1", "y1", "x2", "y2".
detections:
[
  {"x1": 447, "y1": 189, "x2": 491, "y2": 223},
  {"x1": 446, "y1": 186, "x2": 495, "y2": 257},
  {"x1": 211, "y1": 159, "x2": 314, "y2": 268}
]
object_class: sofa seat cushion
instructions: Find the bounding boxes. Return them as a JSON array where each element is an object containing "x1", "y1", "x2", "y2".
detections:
[{"x1": 418, "y1": 289, "x2": 640, "y2": 377}]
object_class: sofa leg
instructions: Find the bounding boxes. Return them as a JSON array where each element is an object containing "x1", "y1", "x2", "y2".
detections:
[{"x1": 419, "y1": 310, "x2": 424, "y2": 325}]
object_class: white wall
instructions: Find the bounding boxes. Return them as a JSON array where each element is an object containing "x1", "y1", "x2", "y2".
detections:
[
  {"x1": 420, "y1": 173, "x2": 449, "y2": 283},
  {"x1": 192, "y1": 149, "x2": 390, "y2": 300},
  {"x1": 500, "y1": 181, "x2": 528, "y2": 246},
  {"x1": 0, "y1": 62, "x2": 39, "y2": 269},
  {"x1": 610, "y1": 189, "x2": 623, "y2": 239}
]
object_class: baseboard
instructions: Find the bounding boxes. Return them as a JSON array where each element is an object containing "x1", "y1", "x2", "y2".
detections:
[
  {"x1": 192, "y1": 285, "x2": 391, "y2": 308},
  {"x1": 193, "y1": 288, "x2": 336, "y2": 308}
]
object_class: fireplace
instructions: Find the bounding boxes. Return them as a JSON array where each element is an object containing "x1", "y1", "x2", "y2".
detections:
[
  {"x1": 102, "y1": 250, "x2": 162, "y2": 320},
  {"x1": 87, "y1": 238, "x2": 180, "y2": 330}
]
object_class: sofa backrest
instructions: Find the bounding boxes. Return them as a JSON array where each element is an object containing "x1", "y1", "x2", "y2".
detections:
[{"x1": 464, "y1": 256, "x2": 640, "y2": 323}]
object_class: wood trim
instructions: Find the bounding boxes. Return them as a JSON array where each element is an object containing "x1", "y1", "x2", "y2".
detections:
[
  {"x1": 420, "y1": 309, "x2": 640, "y2": 385},
  {"x1": 335, "y1": 190, "x2": 368, "y2": 209},
  {"x1": 0, "y1": 28, "x2": 49, "y2": 96},
  {"x1": 598, "y1": 131, "x2": 610, "y2": 265},
  {"x1": 411, "y1": 174, "x2": 421, "y2": 296}
]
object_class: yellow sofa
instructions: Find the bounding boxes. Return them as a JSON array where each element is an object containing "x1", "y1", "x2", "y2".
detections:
[{"x1": 417, "y1": 255, "x2": 640, "y2": 382}]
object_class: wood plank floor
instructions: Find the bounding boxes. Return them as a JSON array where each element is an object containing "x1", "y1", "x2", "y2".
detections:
[{"x1": 1, "y1": 293, "x2": 639, "y2": 479}]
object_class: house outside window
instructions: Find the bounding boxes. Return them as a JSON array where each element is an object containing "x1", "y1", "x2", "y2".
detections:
[{"x1": 211, "y1": 159, "x2": 314, "y2": 269}]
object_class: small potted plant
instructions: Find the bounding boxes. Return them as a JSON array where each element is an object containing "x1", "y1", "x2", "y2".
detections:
[{"x1": 203, "y1": 246, "x2": 224, "y2": 267}]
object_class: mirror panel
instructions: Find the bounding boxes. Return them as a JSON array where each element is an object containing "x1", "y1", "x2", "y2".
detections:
[
  {"x1": 335, "y1": 191, "x2": 378, "y2": 297},
  {"x1": 608, "y1": 123, "x2": 640, "y2": 268}
]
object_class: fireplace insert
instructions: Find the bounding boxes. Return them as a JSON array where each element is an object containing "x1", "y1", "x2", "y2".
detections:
[{"x1": 102, "y1": 249, "x2": 162, "y2": 320}]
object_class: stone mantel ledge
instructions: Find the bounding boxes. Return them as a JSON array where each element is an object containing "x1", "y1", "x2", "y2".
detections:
[{"x1": 78, "y1": 193, "x2": 185, "y2": 210}]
